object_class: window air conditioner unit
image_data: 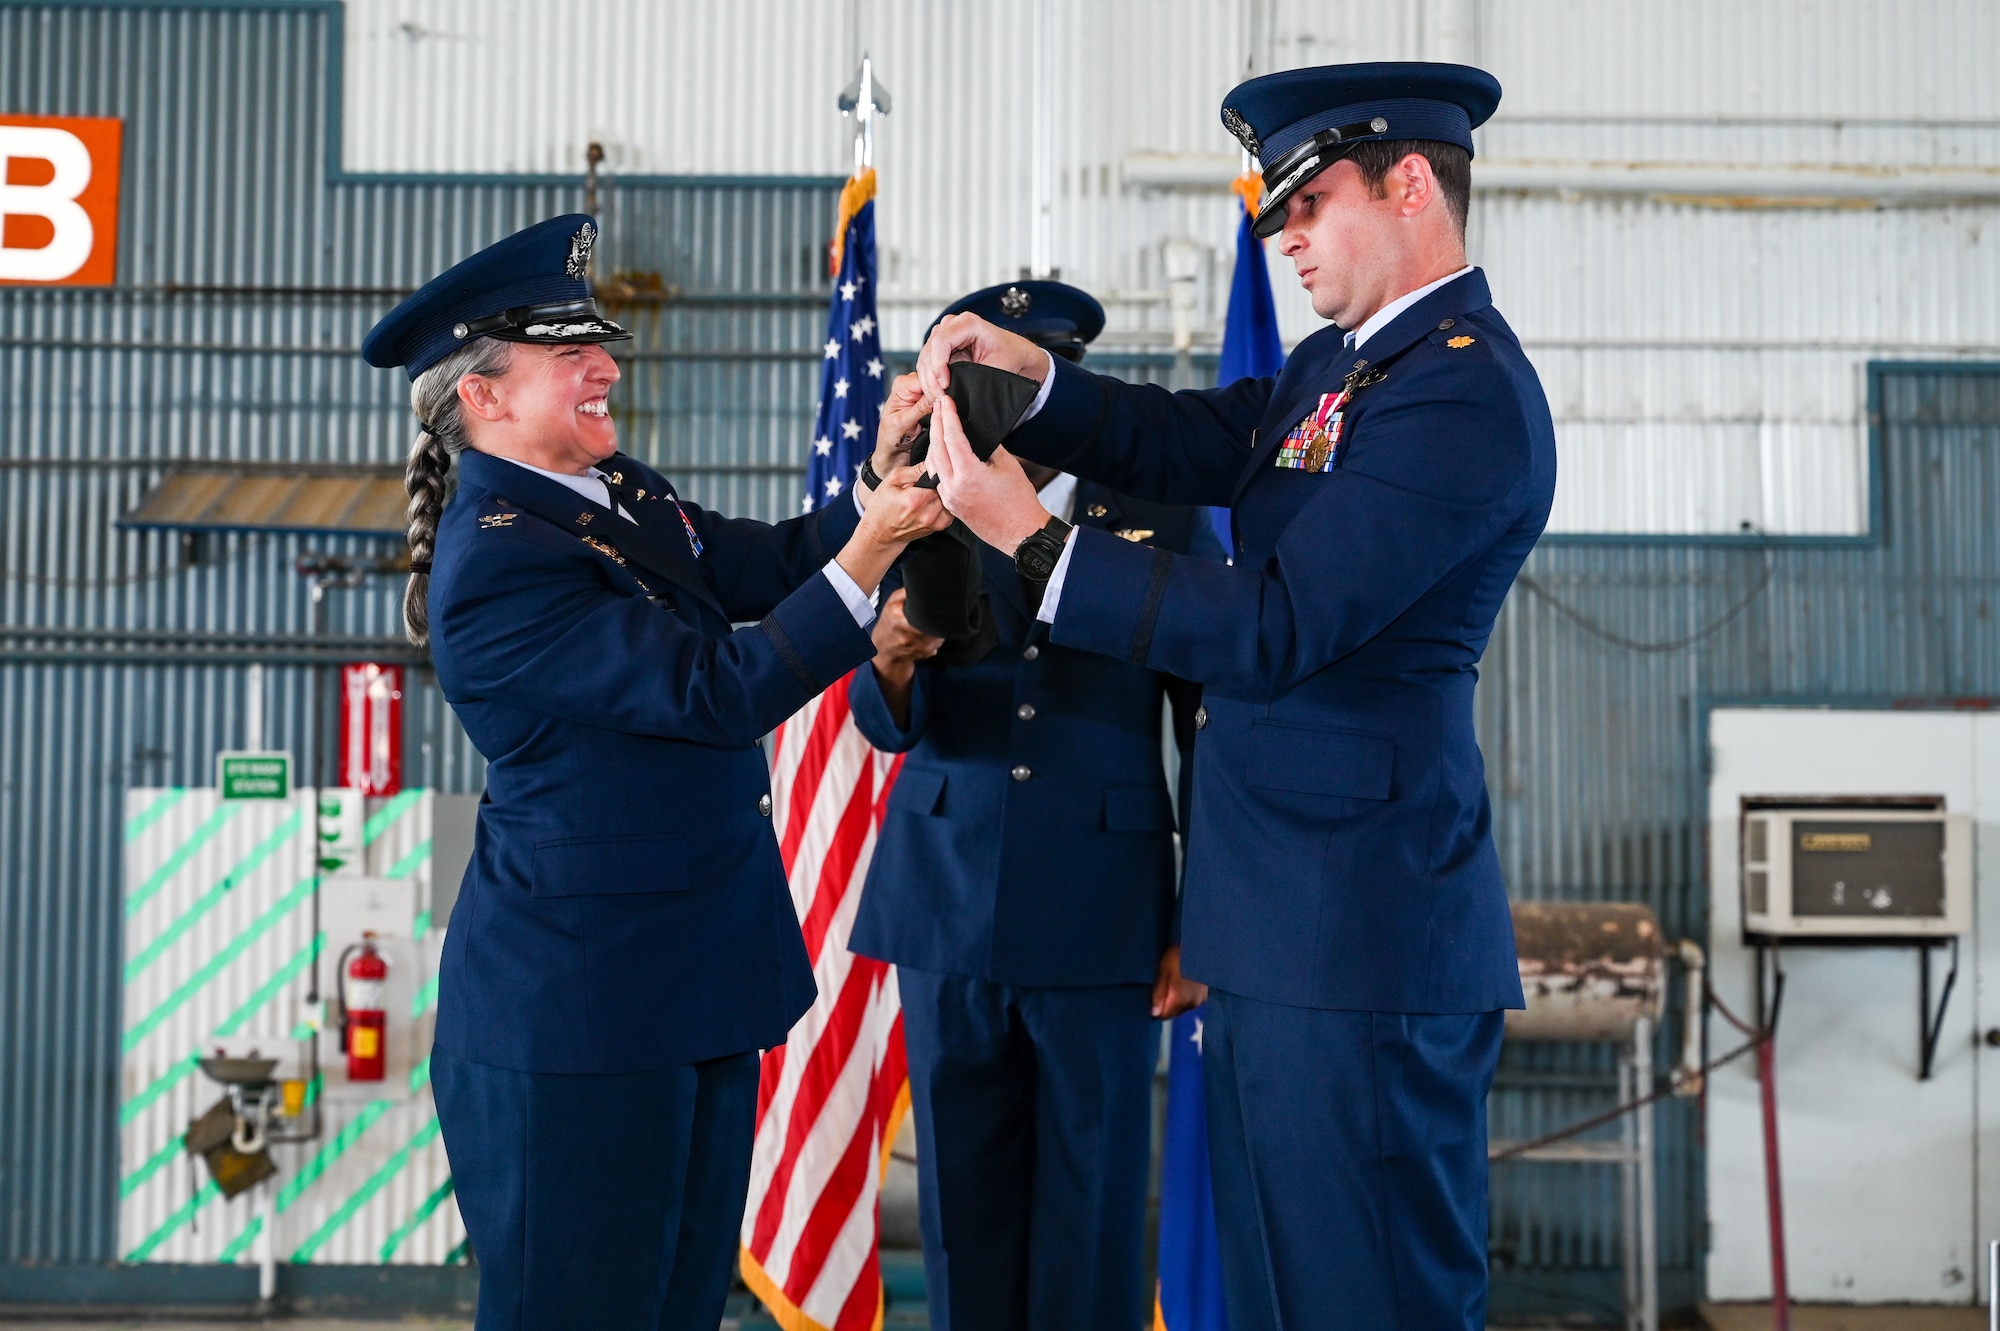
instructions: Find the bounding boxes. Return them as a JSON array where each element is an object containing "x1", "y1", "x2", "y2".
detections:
[{"x1": 1742, "y1": 807, "x2": 1971, "y2": 938}]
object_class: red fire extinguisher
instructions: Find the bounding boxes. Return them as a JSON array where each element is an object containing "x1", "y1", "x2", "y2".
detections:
[{"x1": 336, "y1": 933, "x2": 388, "y2": 1082}]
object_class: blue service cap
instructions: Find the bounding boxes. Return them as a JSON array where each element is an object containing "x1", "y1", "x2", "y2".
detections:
[
  {"x1": 929, "y1": 281, "x2": 1106, "y2": 362},
  {"x1": 361, "y1": 214, "x2": 631, "y2": 380},
  {"x1": 1220, "y1": 62, "x2": 1501, "y2": 238}
]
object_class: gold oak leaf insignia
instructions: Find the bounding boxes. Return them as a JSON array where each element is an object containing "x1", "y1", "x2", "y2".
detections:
[{"x1": 1447, "y1": 335, "x2": 1475, "y2": 349}]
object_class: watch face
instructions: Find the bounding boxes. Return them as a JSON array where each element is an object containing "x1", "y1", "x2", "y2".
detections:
[{"x1": 1016, "y1": 534, "x2": 1057, "y2": 581}]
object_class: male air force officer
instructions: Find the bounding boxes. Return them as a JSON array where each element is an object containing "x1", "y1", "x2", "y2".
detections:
[
  {"x1": 919, "y1": 65, "x2": 1556, "y2": 1330},
  {"x1": 850, "y1": 282, "x2": 1221, "y2": 1331}
]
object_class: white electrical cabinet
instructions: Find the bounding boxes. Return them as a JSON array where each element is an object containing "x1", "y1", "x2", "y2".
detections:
[{"x1": 1742, "y1": 807, "x2": 1971, "y2": 938}]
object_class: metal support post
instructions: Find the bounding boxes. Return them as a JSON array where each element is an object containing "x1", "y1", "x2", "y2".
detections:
[
  {"x1": 255, "y1": 1175, "x2": 277, "y2": 1304},
  {"x1": 1634, "y1": 1015, "x2": 1658, "y2": 1331},
  {"x1": 1621, "y1": 1031, "x2": 1638, "y2": 1328},
  {"x1": 1988, "y1": 1239, "x2": 1997, "y2": 1331}
]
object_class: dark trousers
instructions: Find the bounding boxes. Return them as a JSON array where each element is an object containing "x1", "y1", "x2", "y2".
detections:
[
  {"x1": 1202, "y1": 990, "x2": 1505, "y2": 1331},
  {"x1": 431, "y1": 1047, "x2": 759, "y2": 1331},
  {"x1": 899, "y1": 968, "x2": 1158, "y2": 1331}
]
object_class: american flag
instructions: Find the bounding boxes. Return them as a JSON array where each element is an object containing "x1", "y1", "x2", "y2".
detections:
[{"x1": 741, "y1": 168, "x2": 910, "y2": 1331}]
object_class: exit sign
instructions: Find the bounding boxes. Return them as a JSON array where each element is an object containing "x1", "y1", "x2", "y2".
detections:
[{"x1": 218, "y1": 751, "x2": 291, "y2": 800}]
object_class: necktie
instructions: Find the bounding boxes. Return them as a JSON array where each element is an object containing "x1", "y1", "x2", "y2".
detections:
[
  {"x1": 596, "y1": 470, "x2": 640, "y2": 521},
  {"x1": 599, "y1": 470, "x2": 703, "y2": 560}
]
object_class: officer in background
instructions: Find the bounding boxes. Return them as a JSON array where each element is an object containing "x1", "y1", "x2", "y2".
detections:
[
  {"x1": 849, "y1": 281, "x2": 1221, "y2": 1331},
  {"x1": 360, "y1": 215, "x2": 946, "y2": 1330},
  {"x1": 920, "y1": 66, "x2": 1556, "y2": 1331}
]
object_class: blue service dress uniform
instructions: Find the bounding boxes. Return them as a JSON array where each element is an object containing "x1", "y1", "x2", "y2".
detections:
[
  {"x1": 848, "y1": 482, "x2": 1218, "y2": 1331},
  {"x1": 1007, "y1": 268, "x2": 1555, "y2": 1329},
  {"x1": 426, "y1": 448, "x2": 875, "y2": 1329}
]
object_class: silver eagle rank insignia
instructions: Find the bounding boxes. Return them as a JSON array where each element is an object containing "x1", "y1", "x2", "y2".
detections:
[
  {"x1": 1221, "y1": 107, "x2": 1261, "y2": 159},
  {"x1": 566, "y1": 222, "x2": 596, "y2": 280}
]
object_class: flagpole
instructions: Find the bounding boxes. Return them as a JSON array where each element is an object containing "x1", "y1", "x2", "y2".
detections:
[
  {"x1": 1029, "y1": 0, "x2": 1053, "y2": 277},
  {"x1": 741, "y1": 57, "x2": 907, "y2": 1331}
]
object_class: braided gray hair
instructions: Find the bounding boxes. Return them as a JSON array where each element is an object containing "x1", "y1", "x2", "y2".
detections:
[{"x1": 403, "y1": 336, "x2": 513, "y2": 646}]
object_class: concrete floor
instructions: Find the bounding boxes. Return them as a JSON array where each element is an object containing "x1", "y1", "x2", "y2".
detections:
[{"x1": 2, "y1": 1304, "x2": 1986, "y2": 1329}]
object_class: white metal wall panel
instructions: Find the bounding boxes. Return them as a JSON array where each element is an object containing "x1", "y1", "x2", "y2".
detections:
[
  {"x1": 118, "y1": 789, "x2": 462, "y2": 1266},
  {"x1": 340, "y1": 0, "x2": 2000, "y2": 535},
  {"x1": 1484, "y1": 0, "x2": 2000, "y2": 121},
  {"x1": 342, "y1": 0, "x2": 852, "y2": 178}
]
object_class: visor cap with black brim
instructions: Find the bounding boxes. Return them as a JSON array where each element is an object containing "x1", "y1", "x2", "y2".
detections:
[
  {"x1": 1220, "y1": 62, "x2": 1502, "y2": 239},
  {"x1": 360, "y1": 213, "x2": 632, "y2": 381},
  {"x1": 928, "y1": 280, "x2": 1107, "y2": 363}
]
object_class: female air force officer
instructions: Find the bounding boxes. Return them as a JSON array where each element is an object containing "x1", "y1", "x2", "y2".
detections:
[{"x1": 360, "y1": 215, "x2": 946, "y2": 1330}]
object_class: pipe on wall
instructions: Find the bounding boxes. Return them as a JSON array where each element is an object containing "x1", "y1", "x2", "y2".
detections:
[{"x1": 1122, "y1": 153, "x2": 2000, "y2": 204}]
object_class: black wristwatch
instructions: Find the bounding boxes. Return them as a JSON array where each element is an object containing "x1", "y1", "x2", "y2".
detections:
[
  {"x1": 858, "y1": 455, "x2": 884, "y2": 491},
  {"x1": 1013, "y1": 515, "x2": 1073, "y2": 583}
]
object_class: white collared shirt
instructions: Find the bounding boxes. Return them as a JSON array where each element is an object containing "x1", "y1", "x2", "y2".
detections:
[
  {"x1": 494, "y1": 454, "x2": 874, "y2": 629},
  {"x1": 1344, "y1": 265, "x2": 1475, "y2": 352},
  {"x1": 497, "y1": 455, "x2": 634, "y2": 522}
]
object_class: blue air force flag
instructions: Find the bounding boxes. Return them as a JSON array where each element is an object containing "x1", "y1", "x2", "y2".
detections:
[
  {"x1": 1156, "y1": 1007, "x2": 1228, "y2": 1331},
  {"x1": 1206, "y1": 186, "x2": 1287, "y2": 554}
]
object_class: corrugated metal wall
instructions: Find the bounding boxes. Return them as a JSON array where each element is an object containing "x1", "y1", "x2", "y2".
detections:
[
  {"x1": 339, "y1": 0, "x2": 2000, "y2": 537},
  {"x1": 1481, "y1": 363, "x2": 2000, "y2": 1316},
  {"x1": 0, "y1": 0, "x2": 836, "y2": 1267}
]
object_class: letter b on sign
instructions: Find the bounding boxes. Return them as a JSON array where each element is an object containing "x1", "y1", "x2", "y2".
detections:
[{"x1": 1, "y1": 115, "x2": 121, "y2": 286}]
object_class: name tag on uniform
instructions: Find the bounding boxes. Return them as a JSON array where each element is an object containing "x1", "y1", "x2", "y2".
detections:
[{"x1": 1274, "y1": 391, "x2": 1347, "y2": 473}]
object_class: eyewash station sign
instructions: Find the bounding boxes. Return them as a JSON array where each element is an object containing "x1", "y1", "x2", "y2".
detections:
[{"x1": 217, "y1": 751, "x2": 292, "y2": 801}]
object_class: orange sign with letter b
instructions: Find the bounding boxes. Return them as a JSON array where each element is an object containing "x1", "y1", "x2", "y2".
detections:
[{"x1": 0, "y1": 114, "x2": 122, "y2": 286}]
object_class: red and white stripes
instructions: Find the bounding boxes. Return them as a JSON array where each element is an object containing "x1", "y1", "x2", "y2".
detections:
[{"x1": 742, "y1": 682, "x2": 909, "y2": 1331}]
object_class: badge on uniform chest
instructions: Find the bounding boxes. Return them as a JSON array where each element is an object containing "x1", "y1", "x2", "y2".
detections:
[{"x1": 1273, "y1": 365, "x2": 1386, "y2": 473}]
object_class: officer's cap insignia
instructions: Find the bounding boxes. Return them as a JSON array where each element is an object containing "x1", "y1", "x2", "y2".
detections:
[
  {"x1": 478, "y1": 511, "x2": 517, "y2": 528},
  {"x1": 1000, "y1": 286, "x2": 1032, "y2": 318},
  {"x1": 1447, "y1": 335, "x2": 1476, "y2": 349},
  {"x1": 1113, "y1": 528, "x2": 1155, "y2": 543},
  {"x1": 524, "y1": 320, "x2": 618, "y2": 338},
  {"x1": 566, "y1": 222, "x2": 596, "y2": 280},
  {"x1": 1221, "y1": 106, "x2": 1261, "y2": 159}
]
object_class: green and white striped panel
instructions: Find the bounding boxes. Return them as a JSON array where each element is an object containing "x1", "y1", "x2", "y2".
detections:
[{"x1": 119, "y1": 788, "x2": 466, "y2": 1266}]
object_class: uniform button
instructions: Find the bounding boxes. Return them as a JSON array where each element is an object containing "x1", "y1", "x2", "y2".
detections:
[
  {"x1": 1438, "y1": 318, "x2": 1455, "y2": 330},
  {"x1": 1022, "y1": 645, "x2": 1039, "y2": 661},
  {"x1": 758, "y1": 794, "x2": 772, "y2": 817},
  {"x1": 1016, "y1": 703, "x2": 1036, "y2": 721},
  {"x1": 1011, "y1": 765, "x2": 1032, "y2": 782},
  {"x1": 1194, "y1": 705, "x2": 1208, "y2": 730}
]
